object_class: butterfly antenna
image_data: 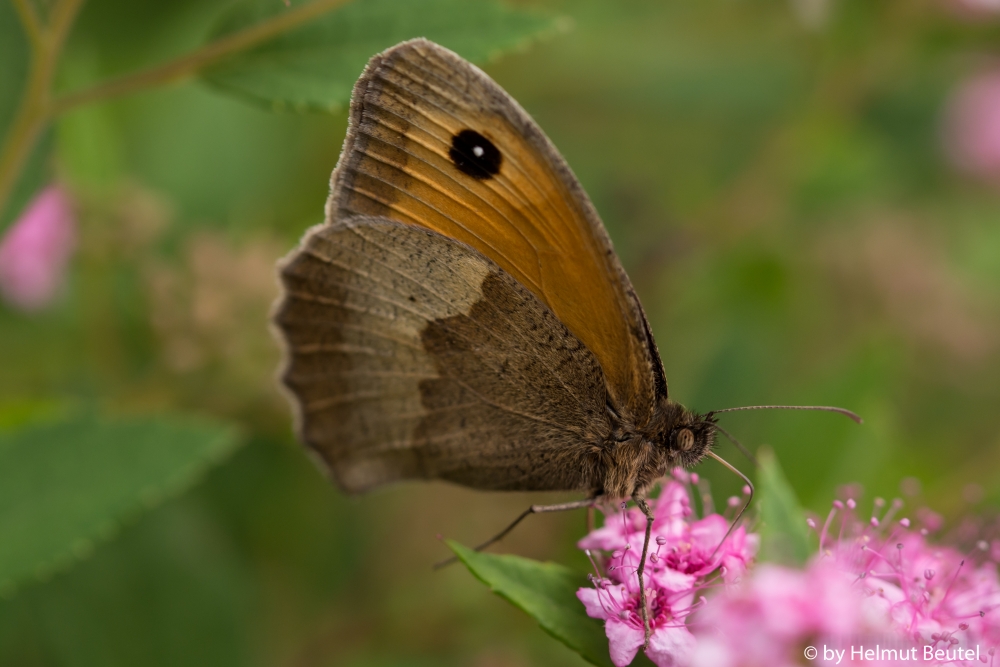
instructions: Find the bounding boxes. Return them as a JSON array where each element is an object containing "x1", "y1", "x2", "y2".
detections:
[
  {"x1": 711, "y1": 404, "x2": 863, "y2": 424},
  {"x1": 707, "y1": 451, "x2": 754, "y2": 560},
  {"x1": 712, "y1": 422, "x2": 758, "y2": 467}
]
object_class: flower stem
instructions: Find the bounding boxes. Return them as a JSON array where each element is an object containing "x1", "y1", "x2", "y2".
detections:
[
  {"x1": 0, "y1": 0, "x2": 351, "y2": 223},
  {"x1": 11, "y1": 0, "x2": 45, "y2": 53},
  {"x1": 0, "y1": 0, "x2": 83, "y2": 224}
]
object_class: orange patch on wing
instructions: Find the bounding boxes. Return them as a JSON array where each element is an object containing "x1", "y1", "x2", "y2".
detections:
[{"x1": 331, "y1": 40, "x2": 659, "y2": 417}]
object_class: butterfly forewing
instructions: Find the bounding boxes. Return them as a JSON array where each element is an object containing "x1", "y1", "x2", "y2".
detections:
[{"x1": 328, "y1": 39, "x2": 665, "y2": 420}]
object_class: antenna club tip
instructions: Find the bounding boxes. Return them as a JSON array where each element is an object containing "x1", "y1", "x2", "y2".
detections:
[{"x1": 842, "y1": 410, "x2": 864, "y2": 424}]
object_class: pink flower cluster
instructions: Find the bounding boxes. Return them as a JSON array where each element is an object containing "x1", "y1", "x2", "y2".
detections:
[
  {"x1": 576, "y1": 470, "x2": 758, "y2": 667},
  {"x1": 689, "y1": 496, "x2": 1000, "y2": 667},
  {"x1": 691, "y1": 560, "x2": 906, "y2": 666}
]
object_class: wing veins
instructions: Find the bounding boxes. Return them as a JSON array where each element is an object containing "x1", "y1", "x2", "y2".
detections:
[
  {"x1": 349, "y1": 225, "x2": 597, "y2": 412},
  {"x1": 364, "y1": 83, "x2": 553, "y2": 234},
  {"x1": 348, "y1": 131, "x2": 542, "y2": 291},
  {"x1": 378, "y1": 64, "x2": 580, "y2": 242}
]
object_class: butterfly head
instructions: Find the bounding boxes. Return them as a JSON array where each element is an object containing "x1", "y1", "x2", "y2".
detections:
[{"x1": 663, "y1": 408, "x2": 718, "y2": 469}]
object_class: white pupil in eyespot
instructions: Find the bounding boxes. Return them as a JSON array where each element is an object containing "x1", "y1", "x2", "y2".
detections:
[{"x1": 472, "y1": 145, "x2": 484, "y2": 157}]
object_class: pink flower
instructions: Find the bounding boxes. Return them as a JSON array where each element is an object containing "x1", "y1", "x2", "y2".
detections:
[
  {"x1": 819, "y1": 497, "x2": 1000, "y2": 660},
  {"x1": 943, "y1": 70, "x2": 1000, "y2": 183},
  {"x1": 689, "y1": 494, "x2": 1000, "y2": 666},
  {"x1": 579, "y1": 477, "x2": 757, "y2": 587},
  {"x1": 690, "y1": 561, "x2": 903, "y2": 667},
  {"x1": 577, "y1": 474, "x2": 757, "y2": 666},
  {"x1": 577, "y1": 570, "x2": 697, "y2": 667},
  {"x1": 0, "y1": 185, "x2": 76, "y2": 311}
]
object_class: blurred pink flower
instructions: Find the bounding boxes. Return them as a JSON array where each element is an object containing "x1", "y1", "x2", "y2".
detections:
[
  {"x1": 577, "y1": 473, "x2": 757, "y2": 666},
  {"x1": 689, "y1": 494, "x2": 1000, "y2": 667},
  {"x1": 949, "y1": 0, "x2": 1000, "y2": 18},
  {"x1": 943, "y1": 70, "x2": 1000, "y2": 182},
  {"x1": 0, "y1": 185, "x2": 76, "y2": 311},
  {"x1": 820, "y1": 497, "x2": 1000, "y2": 659},
  {"x1": 690, "y1": 561, "x2": 902, "y2": 667}
]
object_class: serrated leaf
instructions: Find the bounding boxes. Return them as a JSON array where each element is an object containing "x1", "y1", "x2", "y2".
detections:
[
  {"x1": 757, "y1": 448, "x2": 811, "y2": 567},
  {"x1": 0, "y1": 499, "x2": 254, "y2": 667},
  {"x1": 448, "y1": 541, "x2": 613, "y2": 667},
  {"x1": 0, "y1": 413, "x2": 242, "y2": 596},
  {"x1": 200, "y1": 0, "x2": 562, "y2": 112}
]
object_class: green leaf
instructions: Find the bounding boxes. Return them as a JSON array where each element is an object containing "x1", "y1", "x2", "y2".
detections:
[
  {"x1": 0, "y1": 412, "x2": 242, "y2": 596},
  {"x1": 0, "y1": 1, "x2": 52, "y2": 232},
  {"x1": 0, "y1": 398, "x2": 69, "y2": 433},
  {"x1": 757, "y1": 447, "x2": 812, "y2": 567},
  {"x1": 448, "y1": 540, "x2": 613, "y2": 667},
  {"x1": 0, "y1": 498, "x2": 254, "y2": 667},
  {"x1": 200, "y1": 0, "x2": 564, "y2": 113}
]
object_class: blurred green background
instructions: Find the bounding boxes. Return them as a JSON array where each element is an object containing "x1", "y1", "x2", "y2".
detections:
[{"x1": 2, "y1": 0, "x2": 1000, "y2": 664}]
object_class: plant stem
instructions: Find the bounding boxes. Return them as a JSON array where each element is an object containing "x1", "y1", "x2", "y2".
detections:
[
  {"x1": 11, "y1": 0, "x2": 44, "y2": 53},
  {"x1": 50, "y1": 0, "x2": 351, "y2": 115},
  {"x1": 0, "y1": 0, "x2": 83, "y2": 222},
  {"x1": 0, "y1": 0, "x2": 350, "y2": 222}
]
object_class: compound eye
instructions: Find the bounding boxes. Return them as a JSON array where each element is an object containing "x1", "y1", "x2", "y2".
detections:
[{"x1": 677, "y1": 428, "x2": 695, "y2": 452}]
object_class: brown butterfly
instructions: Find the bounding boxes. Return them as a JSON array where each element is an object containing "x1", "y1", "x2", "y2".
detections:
[{"x1": 271, "y1": 38, "x2": 859, "y2": 642}]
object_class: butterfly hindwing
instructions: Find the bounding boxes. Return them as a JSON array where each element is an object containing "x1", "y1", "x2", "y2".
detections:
[
  {"x1": 274, "y1": 217, "x2": 611, "y2": 493},
  {"x1": 328, "y1": 39, "x2": 666, "y2": 422}
]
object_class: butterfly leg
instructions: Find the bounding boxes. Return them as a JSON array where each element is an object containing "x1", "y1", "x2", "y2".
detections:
[
  {"x1": 434, "y1": 498, "x2": 595, "y2": 569},
  {"x1": 632, "y1": 492, "x2": 654, "y2": 646}
]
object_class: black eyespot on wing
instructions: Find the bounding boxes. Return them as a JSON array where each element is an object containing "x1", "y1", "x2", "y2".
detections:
[{"x1": 449, "y1": 129, "x2": 501, "y2": 179}]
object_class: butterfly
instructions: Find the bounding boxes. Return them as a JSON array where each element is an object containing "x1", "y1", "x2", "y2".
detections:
[{"x1": 271, "y1": 38, "x2": 859, "y2": 642}]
